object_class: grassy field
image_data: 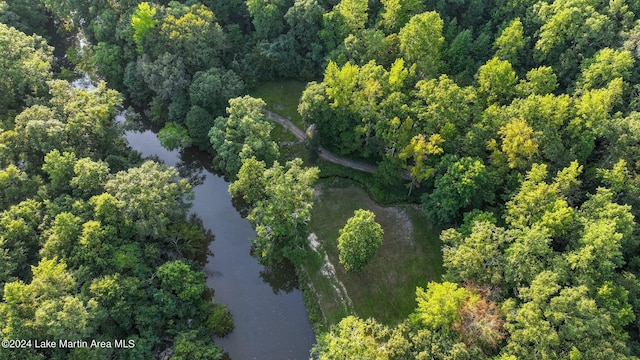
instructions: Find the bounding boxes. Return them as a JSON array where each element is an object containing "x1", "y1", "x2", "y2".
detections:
[
  {"x1": 303, "y1": 185, "x2": 444, "y2": 328},
  {"x1": 249, "y1": 79, "x2": 308, "y2": 129}
]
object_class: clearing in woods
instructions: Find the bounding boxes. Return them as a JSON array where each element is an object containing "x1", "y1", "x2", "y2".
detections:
[{"x1": 304, "y1": 185, "x2": 444, "y2": 327}]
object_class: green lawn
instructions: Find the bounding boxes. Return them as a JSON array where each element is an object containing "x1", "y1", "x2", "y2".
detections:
[
  {"x1": 303, "y1": 185, "x2": 444, "y2": 329},
  {"x1": 249, "y1": 79, "x2": 308, "y2": 129}
]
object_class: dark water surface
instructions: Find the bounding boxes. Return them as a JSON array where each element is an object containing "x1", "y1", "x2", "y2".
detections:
[{"x1": 124, "y1": 127, "x2": 316, "y2": 359}]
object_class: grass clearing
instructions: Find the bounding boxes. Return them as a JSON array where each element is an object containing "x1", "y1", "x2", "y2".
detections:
[
  {"x1": 304, "y1": 185, "x2": 443, "y2": 329},
  {"x1": 251, "y1": 79, "x2": 444, "y2": 329},
  {"x1": 250, "y1": 79, "x2": 308, "y2": 129}
]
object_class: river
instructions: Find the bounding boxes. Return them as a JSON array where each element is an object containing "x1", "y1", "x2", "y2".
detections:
[
  {"x1": 61, "y1": 25, "x2": 316, "y2": 358},
  {"x1": 123, "y1": 122, "x2": 316, "y2": 359}
]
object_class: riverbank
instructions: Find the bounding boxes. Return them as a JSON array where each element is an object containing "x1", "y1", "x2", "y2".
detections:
[{"x1": 124, "y1": 123, "x2": 316, "y2": 359}]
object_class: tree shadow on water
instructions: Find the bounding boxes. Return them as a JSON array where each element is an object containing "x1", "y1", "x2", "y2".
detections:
[{"x1": 258, "y1": 259, "x2": 300, "y2": 295}]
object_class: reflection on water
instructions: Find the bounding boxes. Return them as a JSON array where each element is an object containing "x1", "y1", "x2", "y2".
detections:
[
  {"x1": 124, "y1": 121, "x2": 316, "y2": 360},
  {"x1": 259, "y1": 259, "x2": 300, "y2": 295}
]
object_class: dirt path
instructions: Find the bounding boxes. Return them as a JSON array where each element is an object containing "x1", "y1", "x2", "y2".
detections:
[{"x1": 263, "y1": 109, "x2": 378, "y2": 174}]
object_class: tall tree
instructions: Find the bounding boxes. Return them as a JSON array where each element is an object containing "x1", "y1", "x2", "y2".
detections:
[
  {"x1": 105, "y1": 161, "x2": 192, "y2": 240},
  {"x1": 131, "y1": 2, "x2": 157, "y2": 53},
  {"x1": 246, "y1": 0, "x2": 288, "y2": 40},
  {"x1": 494, "y1": 18, "x2": 525, "y2": 65},
  {"x1": 230, "y1": 158, "x2": 319, "y2": 265},
  {"x1": 398, "y1": 11, "x2": 444, "y2": 78},
  {"x1": 311, "y1": 316, "x2": 389, "y2": 360},
  {"x1": 0, "y1": 22, "x2": 52, "y2": 115},
  {"x1": 321, "y1": 0, "x2": 368, "y2": 50},
  {"x1": 208, "y1": 96, "x2": 279, "y2": 178},
  {"x1": 423, "y1": 155, "x2": 495, "y2": 226}
]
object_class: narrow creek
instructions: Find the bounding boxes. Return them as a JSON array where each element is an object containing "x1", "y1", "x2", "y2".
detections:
[
  {"x1": 123, "y1": 122, "x2": 316, "y2": 358},
  {"x1": 65, "y1": 29, "x2": 316, "y2": 357}
]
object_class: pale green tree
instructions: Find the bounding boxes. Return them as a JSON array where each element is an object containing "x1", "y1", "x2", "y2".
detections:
[
  {"x1": 477, "y1": 57, "x2": 518, "y2": 105},
  {"x1": 320, "y1": 0, "x2": 368, "y2": 49},
  {"x1": 209, "y1": 96, "x2": 279, "y2": 178},
  {"x1": 229, "y1": 158, "x2": 319, "y2": 265},
  {"x1": 338, "y1": 209, "x2": 384, "y2": 272},
  {"x1": 398, "y1": 11, "x2": 444, "y2": 78},
  {"x1": 494, "y1": 18, "x2": 525, "y2": 64},
  {"x1": 311, "y1": 316, "x2": 389, "y2": 360},
  {"x1": 0, "y1": 22, "x2": 52, "y2": 115},
  {"x1": 131, "y1": 2, "x2": 157, "y2": 53},
  {"x1": 496, "y1": 117, "x2": 540, "y2": 169},
  {"x1": 105, "y1": 161, "x2": 192, "y2": 239}
]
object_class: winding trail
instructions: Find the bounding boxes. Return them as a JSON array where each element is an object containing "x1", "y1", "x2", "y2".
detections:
[{"x1": 263, "y1": 109, "x2": 378, "y2": 174}]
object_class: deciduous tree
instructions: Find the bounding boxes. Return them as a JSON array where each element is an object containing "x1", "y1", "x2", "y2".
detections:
[
  {"x1": 337, "y1": 209, "x2": 384, "y2": 272},
  {"x1": 398, "y1": 11, "x2": 444, "y2": 78}
]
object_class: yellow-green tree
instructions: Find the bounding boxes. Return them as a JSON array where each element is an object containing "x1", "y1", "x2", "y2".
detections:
[{"x1": 337, "y1": 209, "x2": 384, "y2": 272}]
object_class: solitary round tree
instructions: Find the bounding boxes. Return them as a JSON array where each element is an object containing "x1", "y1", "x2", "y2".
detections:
[{"x1": 338, "y1": 209, "x2": 384, "y2": 272}]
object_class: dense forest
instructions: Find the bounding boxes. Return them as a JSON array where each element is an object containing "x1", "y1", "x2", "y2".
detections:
[
  {"x1": 2, "y1": 0, "x2": 640, "y2": 358},
  {"x1": 0, "y1": 4, "x2": 233, "y2": 359}
]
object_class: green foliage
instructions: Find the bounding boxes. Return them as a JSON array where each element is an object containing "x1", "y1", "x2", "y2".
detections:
[
  {"x1": 398, "y1": 11, "x2": 444, "y2": 78},
  {"x1": 412, "y1": 282, "x2": 474, "y2": 331},
  {"x1": 441, "y1": 222, "x2": 511, "y2": 287},
  {"x1": 42, "y1": 150, "x2": 77, "y2": 194},
  {"x1": 157, "y1": 260, "x2": 206, "y2": 302},
  {"x1": 337, "y1": 209, "x2": 384, "y2": 272},
  {"x1": 230, "y1": 157, "x2": 319, "y2": 265},
  {"x1": 228, "y1": 157, "x2": 267, "y2": 205},
  {"x1": 90, "y1": 42, "x2": 126, "y2": 90},
  {"x1": 156, "y1": 3, "x2": 226, "y2": 72},
  {"x1": 477, "y1": 57, "x2": 518, "y2": 105},
  {"x1": 40, "y1": 212, "x2": 82, "y2": 260},
  {"x1": 495, "y1": 18, "x2": 525, "y2": 64},
  {"x1": 70, "y1": 158, "x2": 110, "y2": 198},
  {"x1": 138, "y1": 53, "x2": 189, "y2": 102},
  {"x1": 184, "y1": 105, "x2": 215, "y2": 150},
  {"x1": 246, "y1": 0, "x2": 287, "y2": 39},
  {"x1": 10, "y1": 0, "x2": 640, "y2": 356},
  {"x1": 423, "y1": 155, "x2": 495, "y2": 226},
  {"x1": 209, "y1": 96, "x2": 279, "y2": 178},
  {"x1": 172, "y1": 330, "x2": 224, "y2": 360},
  {"x1": 45, "y1": 80, "x2": 123, "y2": 160},
  {"x1": 157, "y1": 122, "x2": 192, "y2": 150},
  {"x1": 0, "y1": 199, "x2": 42, "y2": 284},
  {"x1": 311, "y1": 316, "x2": 389, "y2": 360},
  {"x1": 0, "y1": 22, "x2": 230, "y2": 358},
  {"x1": 504, "y1": 273, "x2": 633, "y2": 359},
  {"x1": 321, "y1": 0, "x2": 368, "y2": 50},
  {"x1": 378, "y1": 0, "x2": 424, "y2": 34},
  {"x1": 0, "y1": 0, "x2": 48, "y2": 35},
  {"x1": 105, "y1": 161, "x2": 192, "y2": 239},
  {"x1": 577, "y1": 48, "x2": 634, "y2": 90},
  {"x1": 0, "y1": 165, "x2": 40, "y2": 211},
  {"x1": 206, "y1": 303, "x2": 234, "y2": 337},
  {"x1": 516, "y1": 66, "x2": 558, "y2": 96},
  {"x1": 495, "y1": 117, "x2": 540, "y2": 170},
  {"x1": 1, "y1": 258, "x2": 92, "y2": 341},
  {"x1": 131, "y1": 2, "x2": 157, "y2": 53},
  {"x1": 0, "y1": 22, "x2": 52, "y2": 115},
  {"x1": 412, "y1": 74, "x2": 477, "y2": 152},
  {"x1": 189, "y1": 67, "x2": 245, "y2": 117}
]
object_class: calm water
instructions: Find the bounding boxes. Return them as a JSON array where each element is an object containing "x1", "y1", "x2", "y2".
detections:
[{"x1": 124, "y1": 126, "x2": 316, "y2": 359}]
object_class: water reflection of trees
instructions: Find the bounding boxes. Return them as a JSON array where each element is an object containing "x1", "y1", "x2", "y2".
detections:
[
  {"x1": 230, "y1": 196, "x2": 250, "y2": 218},
  {"x1": 258, "y1": 258, "x2": 299, "y2": 295},
  {"x1": 175, "y1": 146, "x2": 222, "y2": 187}
]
